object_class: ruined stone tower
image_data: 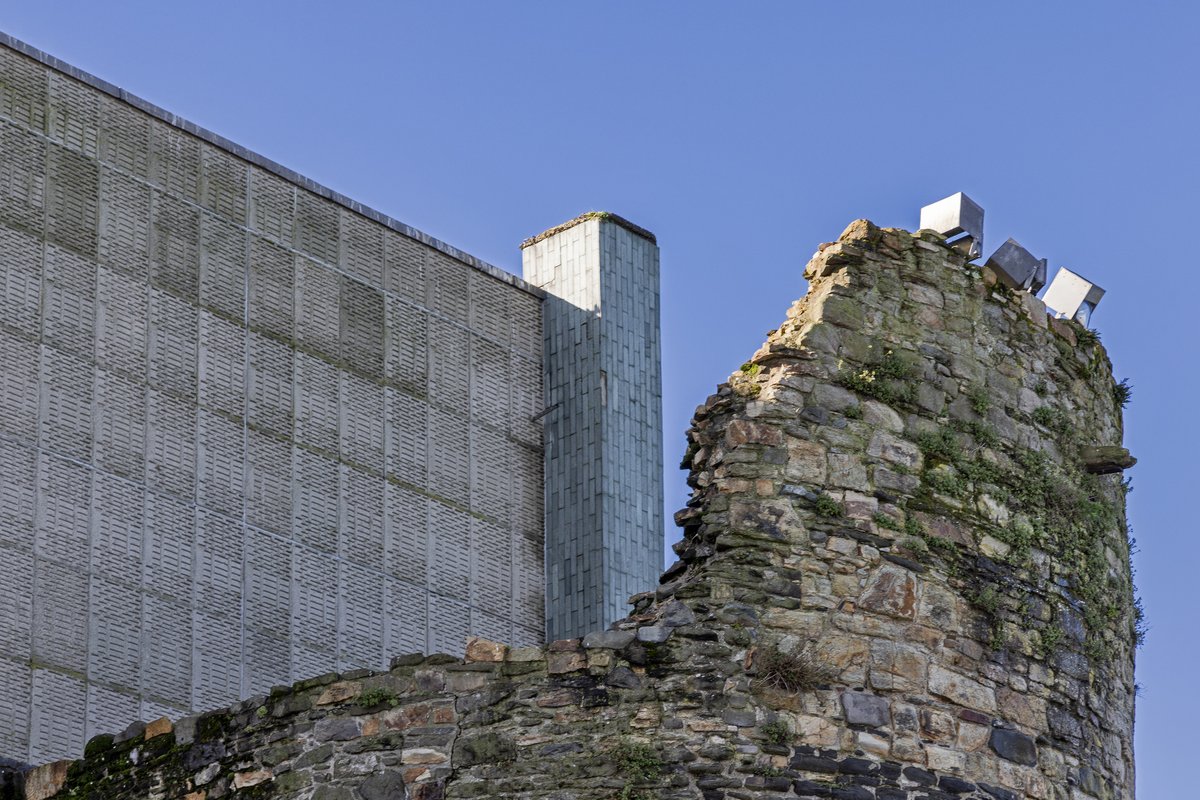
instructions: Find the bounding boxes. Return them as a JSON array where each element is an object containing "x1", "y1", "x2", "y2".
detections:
[{"x1": 17, "y1": 220, "x2": 1138, "y2": 800}]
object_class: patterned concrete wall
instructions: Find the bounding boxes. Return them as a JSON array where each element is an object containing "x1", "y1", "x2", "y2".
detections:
[
  {"x1": 522, "y1": 214, "x2": 663, "y2": 639},
  {"x1": 0, "y1": 39, "x2": 545, "y2": 765}
]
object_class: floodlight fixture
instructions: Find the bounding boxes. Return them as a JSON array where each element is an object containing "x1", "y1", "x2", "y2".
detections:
[
  {"x1": 1042, "y1": 267, "x2": 1105, "y2": 327},
  {"x1": 984, "y1": 238, "x2": 1048, "y2": 293},
  {"x1": 919, "y1": 192, "x2": 984, "y2": 260}
]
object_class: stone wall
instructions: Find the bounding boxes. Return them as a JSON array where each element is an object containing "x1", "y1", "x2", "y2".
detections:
[
  {"x1": 16, "y1": 220, "x2": 1138, "y2": 799},
  {"x1": 0, "y1": 36, "x2": 545, "y2": 765}
]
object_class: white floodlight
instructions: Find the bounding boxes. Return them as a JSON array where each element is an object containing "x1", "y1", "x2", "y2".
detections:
[
  {"x1": 919, "y1": 192, "x2": 984, "y2": 260},
  {"x1": 1042, "y1": 267, "x2": 1105, "y2": 327}
]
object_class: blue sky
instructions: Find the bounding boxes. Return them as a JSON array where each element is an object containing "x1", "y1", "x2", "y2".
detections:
[{"x1": 5, "y1": 2, "x2": 1196, "y2": 795}]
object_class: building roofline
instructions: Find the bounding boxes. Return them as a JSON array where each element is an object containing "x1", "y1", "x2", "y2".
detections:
[
  {"x1": 520, "y1": 211, "x2": 657, "y2": 249},
  {"x1": 0, "y1": 31, "x2": 545, "y2": 299}
]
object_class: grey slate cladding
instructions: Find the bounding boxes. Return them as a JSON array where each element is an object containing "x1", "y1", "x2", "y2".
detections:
[{"x1": 522, "y1": 215, "x2": 665, "y2": 640}]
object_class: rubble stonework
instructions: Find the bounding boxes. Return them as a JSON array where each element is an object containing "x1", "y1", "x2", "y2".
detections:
[{"x1": 16, "y1": 221, "x2": 1138, "y2": 799}]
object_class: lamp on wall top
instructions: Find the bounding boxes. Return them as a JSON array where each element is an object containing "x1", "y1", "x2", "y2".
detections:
[
  {"x1": 1042, "y1": 267, "x2": 1105, "y2": 327},
  {"x1": 919, "y1": 192, "x2": 984, "y2": 260},
  {"x1": 985, "y1": 238, "x2": 1048, "y2": 293}
]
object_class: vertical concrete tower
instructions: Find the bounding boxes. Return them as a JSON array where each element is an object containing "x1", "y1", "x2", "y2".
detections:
[{"x1": 522, "y1": 213, "x2": 664, "y2": 640}]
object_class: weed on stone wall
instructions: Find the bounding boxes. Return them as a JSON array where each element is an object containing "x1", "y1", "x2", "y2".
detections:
[
  {"x1": 836, "y1": 346, "x2": 916, "y2": 407},
  {"x1": 730, "y1": 362, "x2": 763, "y2": 397},
  {"x1": 610, "y1": 739, "x2": 663, "y2": 800},
  {"x1": 908, "y1": 396, "x2": 1136, "y2": 667},
  {"x1": 1036, "y1": 623, "x2": 1064, "y2": 660},
  {"x1": 357, "y1": 687, "x2": 400, "y2": 709},
  {"x1": 751, "y1": 643, "x2": 835, "y2": 693},
  {"x1": 1032, "y1": 405, "x2": 1072, "y2": 436},
  {"x1": 759, "y1": 719, "x2": 790, "y2": 745},
  {"x1": 1113, "y1": 378, "x2": 1133, "y2": 409},
  {"x1": 812, "y1": 492, "x2": 844, "y2": 518},
  {"x1": 915, "y1": 427, "x2": 962, "y2": 463},
  {"x1": 967, "y1": 386, "x2": 991, "y2": 415}
]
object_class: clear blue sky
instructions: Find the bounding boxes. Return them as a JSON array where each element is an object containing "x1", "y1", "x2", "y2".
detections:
[{"x1": 5, "y1": 3, "x2": 1195, "y2": 795}]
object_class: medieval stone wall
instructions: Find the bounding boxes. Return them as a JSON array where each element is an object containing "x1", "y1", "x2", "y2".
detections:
[{"x1": 14, "y1": 220, "x2": 1138, "y2": 800}]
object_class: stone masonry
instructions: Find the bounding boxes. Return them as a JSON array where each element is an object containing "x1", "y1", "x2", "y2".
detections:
[{"x1": 14, "y1": 220, "x2": 1139, "y2": 799}]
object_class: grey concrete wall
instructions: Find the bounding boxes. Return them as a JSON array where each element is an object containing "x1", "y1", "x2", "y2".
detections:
[
  {"x1": 522, "y1": 215, "x2": 663, "y2": 640},
  {"x1": 0, "y1": 41, "x2": 545, "y2": 765}
]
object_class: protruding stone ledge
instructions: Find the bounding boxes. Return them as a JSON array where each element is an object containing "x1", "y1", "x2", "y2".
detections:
[{"x1": 1080, "y1": 445, "x2": 1137, "y2": 474}]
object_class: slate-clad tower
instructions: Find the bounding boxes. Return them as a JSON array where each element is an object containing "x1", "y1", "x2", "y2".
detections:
[{"x1": 522, "y1": 214, "x2": 665, "y2": 640}]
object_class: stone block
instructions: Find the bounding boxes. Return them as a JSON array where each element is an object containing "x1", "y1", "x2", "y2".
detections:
[
  {"x1": 989, "y1": 727, "x2": 1037, "y2": 766},
  {"x1": 996, "y1": 686, "x2": 1046, "y2": 732},
  {"x1": 958, "y1": 721, "x2": 991, "y2": 752},
  {"x1": 862, "y1": 401, "x2": 903, "y2": 432},
  {"x1": 636, "y1": 626, "x2": 672, "y2": 643},
  {"x1": 842, "y1": 691, "x2": 889, "y2": 727},
  {"x1": 506, "y1": 646, "x2": 545, "y2": 662},
  {"x1": 866, "y1": 431, "x2": 922, "y2": 471},
  {"x1": 827, "y1": 453, "x2": 869, "y2": 491},
  {"x1": 926, "y1": 744, "x2": 966, "y2": 773},
  {"x1": 1079, "y1": 446, "x2": 1136, "y2": 474},
  {"x1": 314, "y1": 718, "x2": 361, "y2": 742},
  {"x1": 545, "y1": 649, "x2": 587, "y2": 674},
  {"x1": 874, "y1": 466, "x2": 920, "y2": 495},
  {"x1": 919, "y1": 708, "x2": 956, "y2": 743},
  {"x1": 857, "y1": 730, "x2": 890, "y2": 757},
  {"x1": 786, "y1": 437, "x2": 828, "y2": 483},
  {"x1": 232, "y1": 770, "x2": 272, "y2": 789},
  {"x1": 659, "y1": 599, "x2": 696, "y2": 627},
  {"x1": 582, "y1": 630, "x2": 635, "y2": 649},
  {"x1": 317, "y1": 681, "x2": 362, "y2": 706},
  {"x1": 858, "y1": 566, "x2": 917, "y2": 620},
  {"x1": 726, "y1": 419, "x2": 784, "y2": 447},
  {"x1": 144, "y1": 716, "x2": 173, "y2": 739},
  {"x1": 464, "y1": 636, "x2": 507, "y2": 663},
  {"x1": 454, "y1": 732, "x2": 516, "y2": 765},
  {"x1": 23, "y1": 760, "x2": 71, "y2": 800},
  {"x1": 359, "y1": 771, "x2": 407, "y2": 800},
  {"x1": 869, "y1": 640, "x2": 927, "y2": 692},
  {"x1": 928, "y1": 665, "x2": 996, "y2": 714}
]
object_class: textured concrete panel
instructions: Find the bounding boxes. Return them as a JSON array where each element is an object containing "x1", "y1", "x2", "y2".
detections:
[{"x1": 0, "y1": 39, "x2": 545, "y2": 764}]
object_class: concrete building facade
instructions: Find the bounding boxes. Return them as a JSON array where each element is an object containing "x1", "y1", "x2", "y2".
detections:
[{"x1": 0, "y1": 34, "x2": 663, "y2": 765}]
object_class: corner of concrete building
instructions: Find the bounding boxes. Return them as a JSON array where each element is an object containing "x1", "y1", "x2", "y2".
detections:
[{"x1": 521, "y1": 212, "x2": 664, "y2": 640}]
